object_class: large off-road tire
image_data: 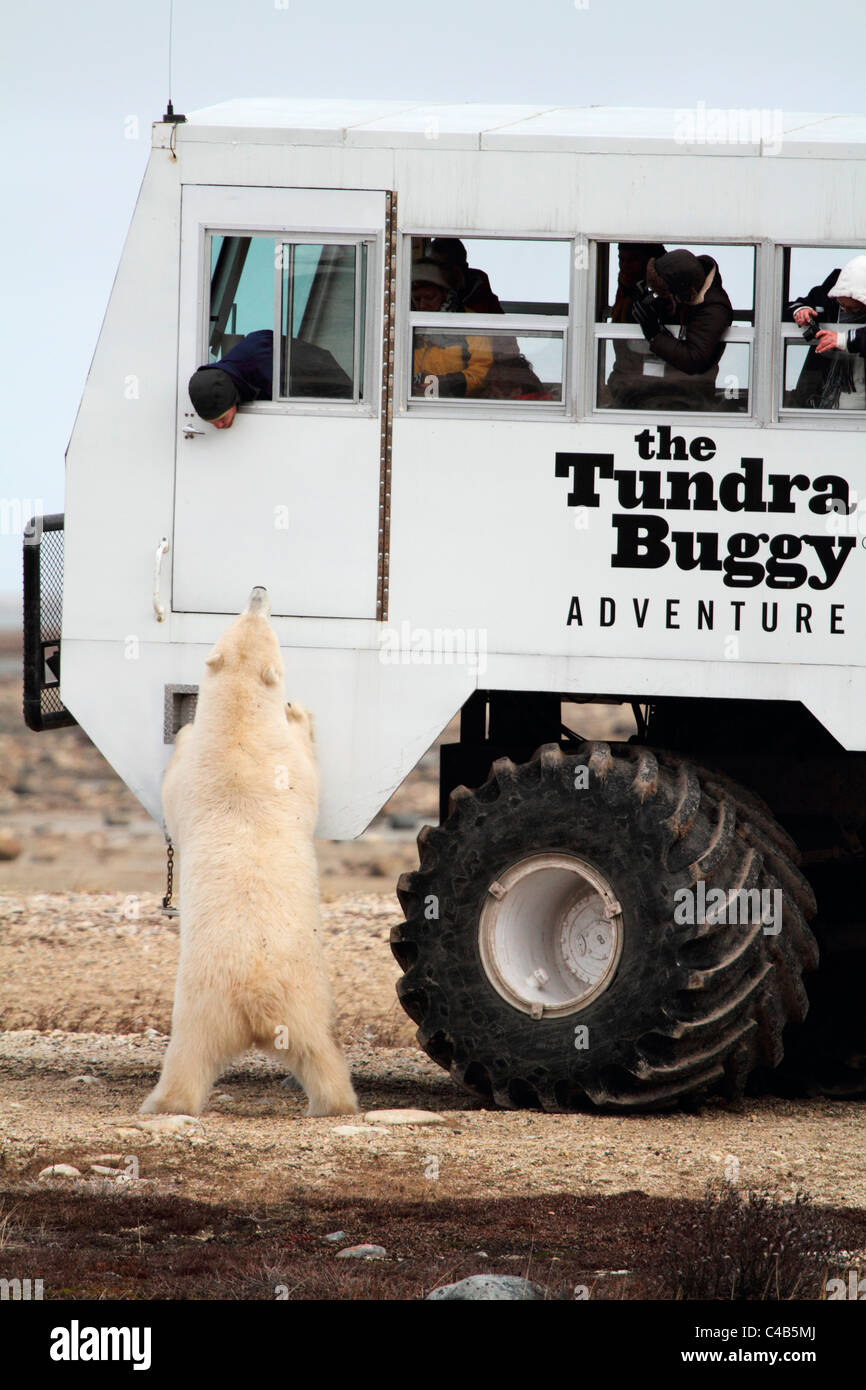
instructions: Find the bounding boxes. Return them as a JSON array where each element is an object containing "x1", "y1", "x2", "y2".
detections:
[
  {"x1": 760, "y1": 860, "x2": 866, "y2": 1098},
  {"x1": 390, "y1": 742, "x2": 819, "y2": 1112},
  {"x1": 671, "y1": 766, "x2": 866, "y2": 1099}
]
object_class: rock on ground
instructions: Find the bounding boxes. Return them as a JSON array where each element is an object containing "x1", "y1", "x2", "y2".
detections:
[{"x1": 428, "y1": 1275, "x2": 546, "y2": 1300}]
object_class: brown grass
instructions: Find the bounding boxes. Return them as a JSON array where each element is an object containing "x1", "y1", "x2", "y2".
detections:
[
  {"x1": 2, "y1": 1185, "x2": 864, "y2": 1301},
  {"x1": 655, "y1": 1181, "x2": 852, "y2": 1300}
]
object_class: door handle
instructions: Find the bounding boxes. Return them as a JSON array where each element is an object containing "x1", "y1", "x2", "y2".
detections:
[
  {"x1": 182, "y1": 423, "x2": 206, "y2": 438},
  {"x1": 153, "y1": 537, "x2": 169, "y2": 622}
]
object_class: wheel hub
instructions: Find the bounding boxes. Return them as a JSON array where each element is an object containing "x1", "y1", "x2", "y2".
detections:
[{"x1": 478, "y1": 852, "x2": 623, "y2": 1018}]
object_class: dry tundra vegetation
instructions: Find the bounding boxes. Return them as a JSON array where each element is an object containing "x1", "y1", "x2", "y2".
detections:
[{"x1": 1, "y1": 627, "x2": 865, "y2": 1300}]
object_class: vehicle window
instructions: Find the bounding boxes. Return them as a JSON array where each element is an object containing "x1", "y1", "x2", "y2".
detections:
[
  {"x1": 408, "y1": 236, "x2": 569, "y2": 404},
  {"x1": 209, "y1": 234, "x2": 274, "y2": 357},
  {"x1": 781, "y1": 246, "x2": 866, "y2": 412},
  {"x1": 413, "y1": 237, "x2": 570, "y2": 315},
  {"x1": 278, "y1": 242, "x2": 363, "y2": 400},
  {"x1": 595, "y1": 339, "x2": 750, "y2": 413},
  {"x1": 595, "y1": 243, "x2": 755, "y2": 325},
  {"x1": 593, "y1": 242, "x2": 755, "y2": 413},
  {"x1": 207, "y1": 234, "x2": 365, "y2": 402},
  {"x1": 410, "y1": 328, "x2": 564, "y2": 401}
]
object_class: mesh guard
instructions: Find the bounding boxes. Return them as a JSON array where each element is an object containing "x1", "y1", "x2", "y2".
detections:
[{"x1": 22, "y1": 513, "x2": 76, "y2": 731}]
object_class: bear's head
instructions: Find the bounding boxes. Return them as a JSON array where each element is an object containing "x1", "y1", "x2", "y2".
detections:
[{"x1": 200, "y1": 586, "x2": 285, "y2": 707}]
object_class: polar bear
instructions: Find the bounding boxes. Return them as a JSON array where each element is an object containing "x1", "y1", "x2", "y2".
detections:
[{"x1": 140, "y1": 586, "x2": 358, "y2": 1118}]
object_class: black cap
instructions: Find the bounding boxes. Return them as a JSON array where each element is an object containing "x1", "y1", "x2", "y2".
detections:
[
  {"x1": 188, "y1": 367, "x2": 240, "y2": 420},
  {"x1": 650, "y1": 250, "x2": 706, "y2": 302},
  {"x1": 430, "y1": 237, "x2": 469, "y2": 268}
]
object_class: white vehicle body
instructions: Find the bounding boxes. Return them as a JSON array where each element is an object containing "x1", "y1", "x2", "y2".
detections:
[{"x1": 58, "y1": 100, "x2": 866, "y2": 836}]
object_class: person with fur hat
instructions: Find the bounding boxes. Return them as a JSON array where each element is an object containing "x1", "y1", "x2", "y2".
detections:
[
  {"x1": 411, "y1": 258, "x2": 493, "y2": 397},
  {"x1": 630, "y1": 249, "x2": 734, "y2": 408}
]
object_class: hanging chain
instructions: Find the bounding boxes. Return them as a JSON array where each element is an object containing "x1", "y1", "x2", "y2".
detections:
[{"x1": 161, "y1": 837, "x2": 178, "y2": 916}]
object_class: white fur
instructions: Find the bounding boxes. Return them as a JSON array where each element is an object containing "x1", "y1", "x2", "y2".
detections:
[{"x1": 140, "y1": 598, "x2": 358, "y2": 1118}]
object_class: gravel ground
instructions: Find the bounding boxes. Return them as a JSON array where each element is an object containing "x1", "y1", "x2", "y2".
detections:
[
  {"x1": 1, "y1": 892, "x2": 865, "y2": 1212},
  {"x1": 0, "y1": 890, "x2": 414, "y2": 1044},
  {"x1": 1, "y1": 1025, "x2": 865, "y2": 1208}
]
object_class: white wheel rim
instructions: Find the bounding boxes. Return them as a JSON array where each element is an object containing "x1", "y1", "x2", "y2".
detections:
[{"x1": 478, "y1": 852, "x2": 624, "y2": 1018}]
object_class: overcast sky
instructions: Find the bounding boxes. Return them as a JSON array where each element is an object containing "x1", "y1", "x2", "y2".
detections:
[{"x1": 1, "y1": 0, "x2": 864, "y2": 603}]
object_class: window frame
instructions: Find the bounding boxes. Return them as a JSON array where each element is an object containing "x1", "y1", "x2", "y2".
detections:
[
  {"x1": 399, "y1": 232, "x2": 576, "y2": 418},
  {"x1": 773, "y1": 242, "x2": 866, "y2": 430},
  {"x1": 586, "y1": 237, "x2": 760, "y2": 425},
  {"x1": 202, "y1": 227, "x2": 380, "y2": 418}
]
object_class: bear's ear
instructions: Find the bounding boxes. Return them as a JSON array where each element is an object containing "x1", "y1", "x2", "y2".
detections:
[
  {"x1": 205, "y1": 651, "x2": 224, "y2": 673},
  {"x1": 261, "y1": 664, "x2": 281, "y2": 686}
]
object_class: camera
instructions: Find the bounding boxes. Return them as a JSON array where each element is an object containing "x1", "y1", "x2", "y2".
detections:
[
  {"x1": 800, "y1": 315, "x2": 820, "y2": 344},
  {"x1": 633, "y1": 279, "x2": 656, "y2": 312}
]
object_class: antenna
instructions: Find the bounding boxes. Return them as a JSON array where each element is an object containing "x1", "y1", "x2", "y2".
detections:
[{"x1": 162, "y1": 0, "x2": 186, "y2": 124}]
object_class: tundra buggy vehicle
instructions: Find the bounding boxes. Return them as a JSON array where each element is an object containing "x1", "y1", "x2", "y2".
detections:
[{"x1": 24, "y1": 99, "x2": 866, "y2": 1110}]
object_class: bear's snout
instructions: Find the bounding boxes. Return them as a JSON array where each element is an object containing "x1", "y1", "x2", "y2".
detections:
[{"x1": 245, "y1": 586, "x2": 271, "y2": 618}]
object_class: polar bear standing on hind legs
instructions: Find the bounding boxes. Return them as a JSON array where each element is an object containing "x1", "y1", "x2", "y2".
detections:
[{"x1": 140, "y1": 586, "x2": 358, "y2": 1118}]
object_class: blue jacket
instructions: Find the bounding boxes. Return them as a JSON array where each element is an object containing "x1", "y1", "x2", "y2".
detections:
[
  {"x1": 212, "y1": 329, "x2": 273, "y2": 401},
  {"x1": 209, "y1": 330, "x2": 354, "y2": 400}
]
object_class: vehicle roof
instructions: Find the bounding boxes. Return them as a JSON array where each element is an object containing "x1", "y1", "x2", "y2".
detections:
[{"x1": 179, "y1": 99, "x2": 866, "y2": 158}]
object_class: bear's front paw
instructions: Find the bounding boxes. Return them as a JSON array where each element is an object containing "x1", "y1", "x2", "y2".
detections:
[
  {"x1": 305, "y1": 1090, "x2": 360, "y2": 1119},
  {"x1": 139, "y1": 1090, "x2": 201, "y2": 1116}
]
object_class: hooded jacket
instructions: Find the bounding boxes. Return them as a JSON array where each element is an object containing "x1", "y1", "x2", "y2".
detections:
[
  {"x1": 827, "y1": 256, "x2": 866, "y2": 358},
  {"x1": 647, "y1": 256, "x2": 734, "y2": 376}
]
